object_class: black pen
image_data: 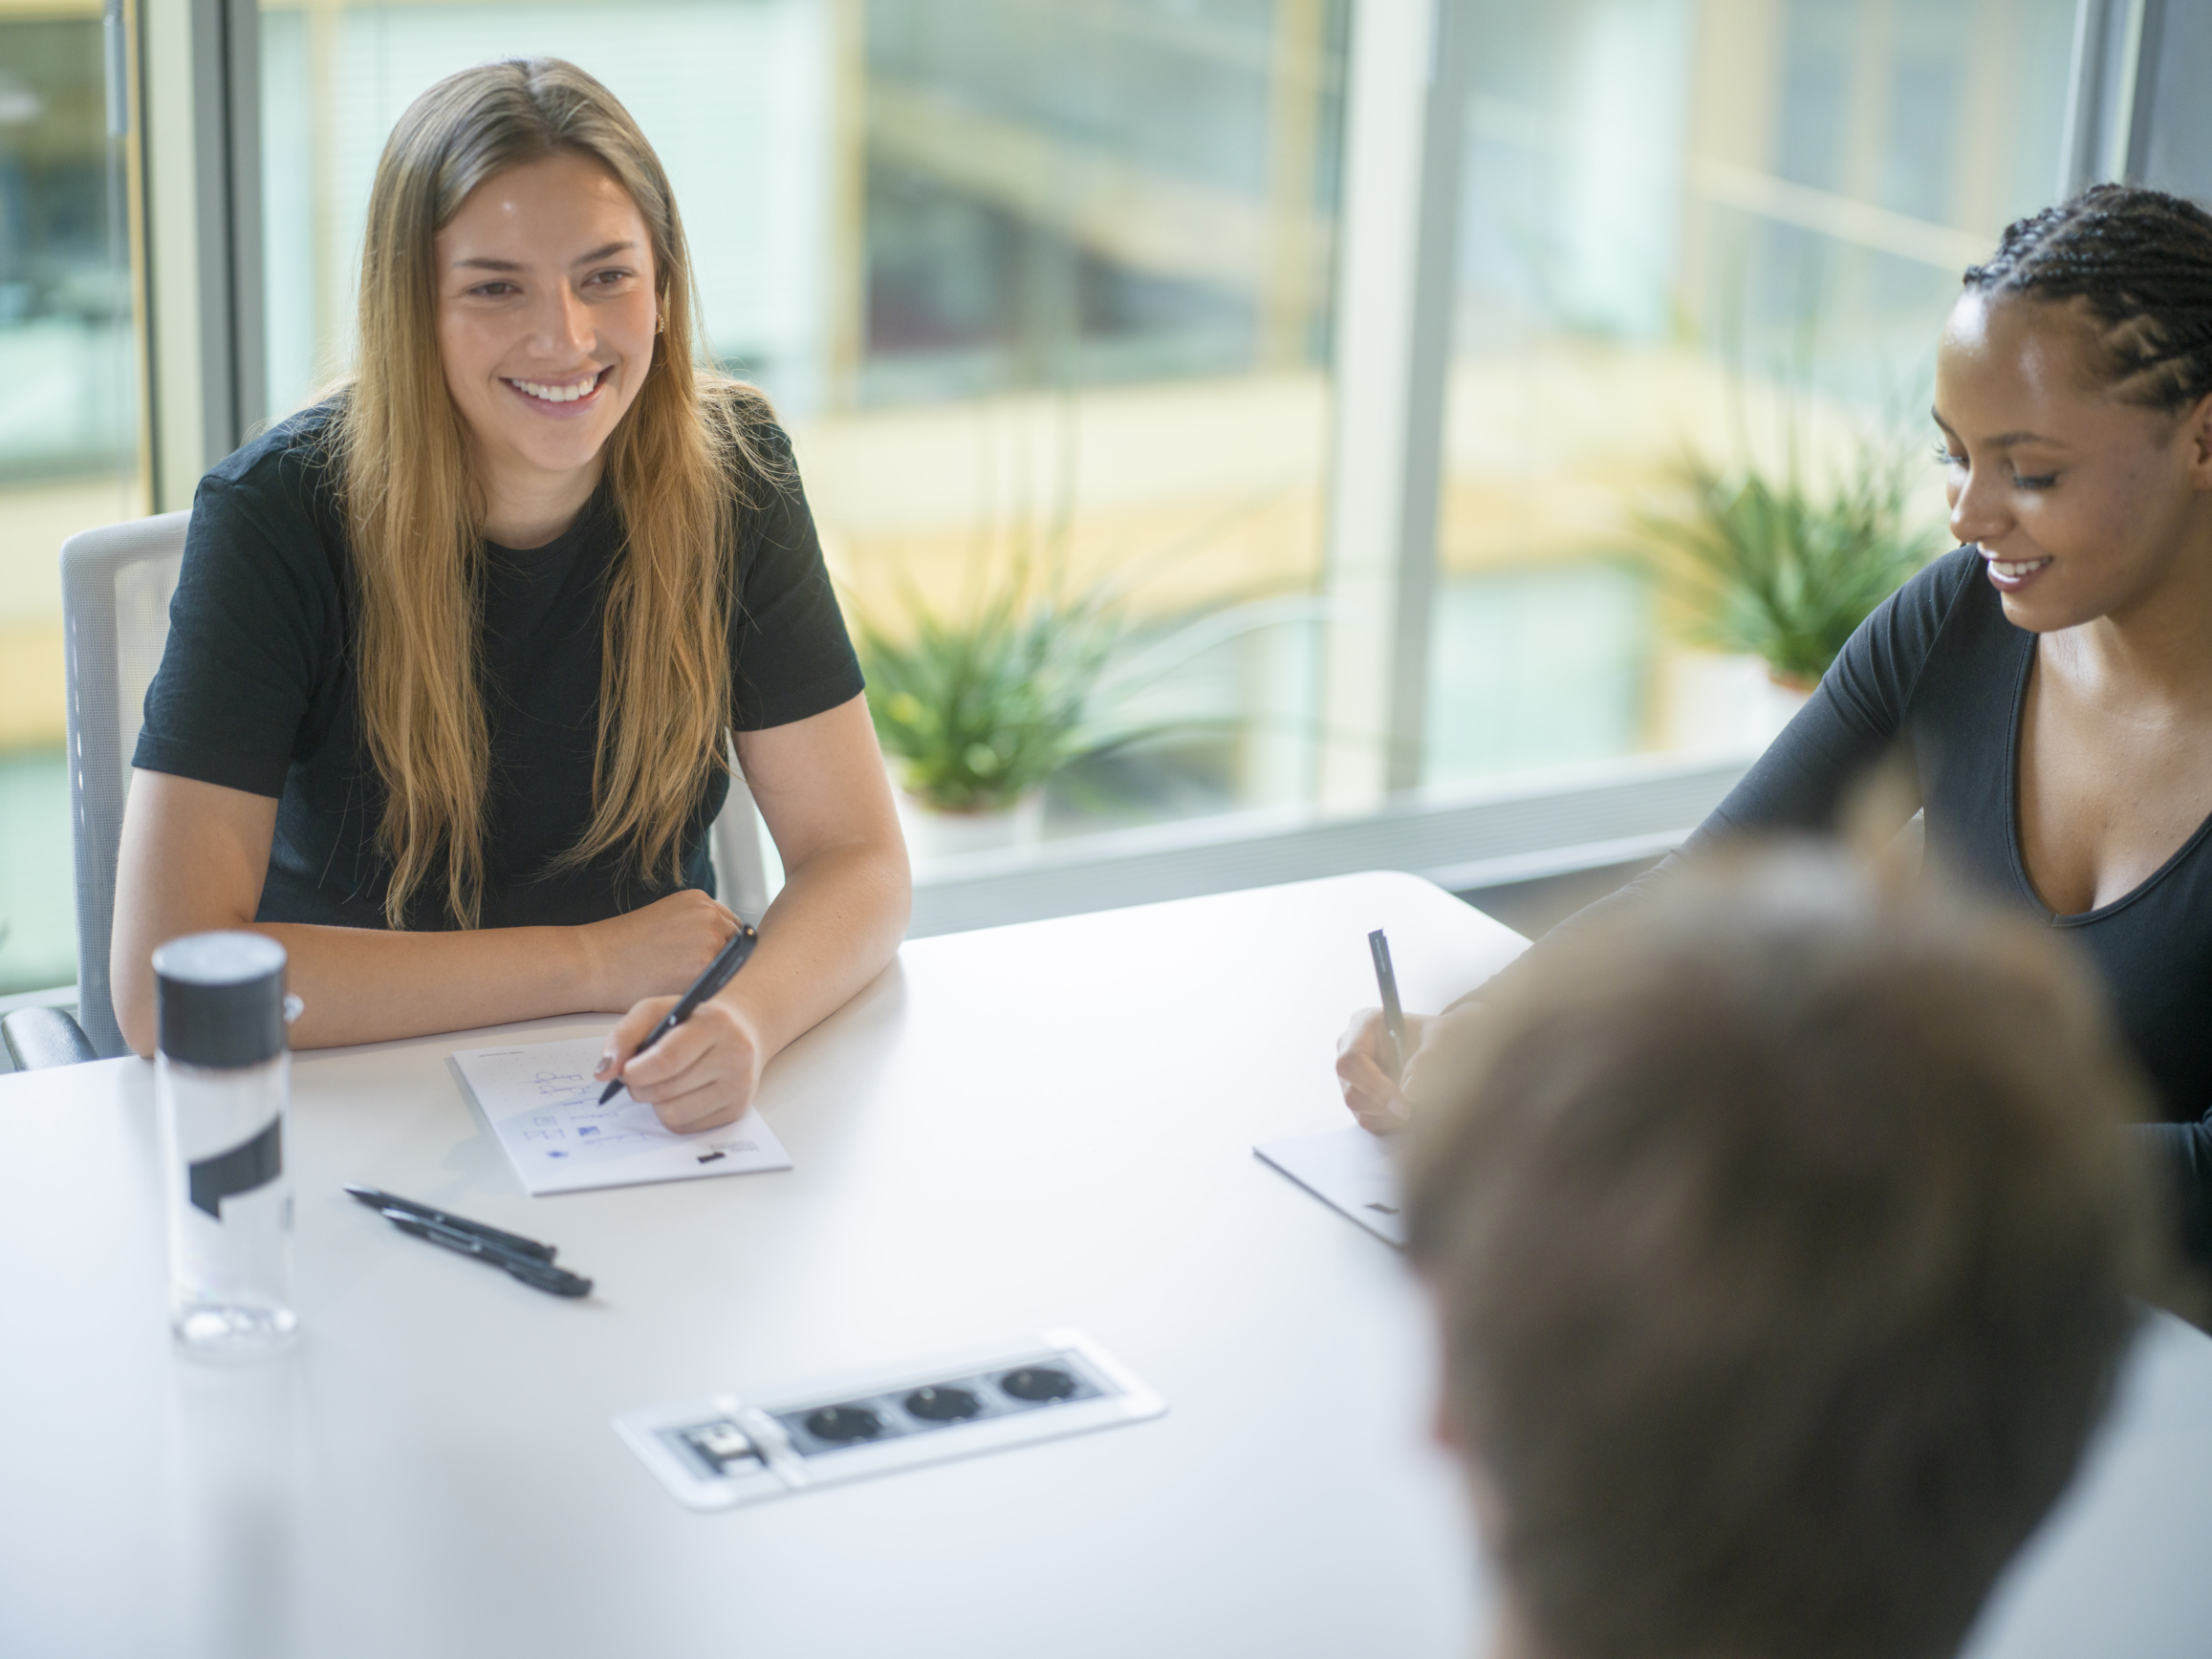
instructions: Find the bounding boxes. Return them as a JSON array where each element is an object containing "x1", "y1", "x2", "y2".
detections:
[
  {"x1": 344, "y1": 1184, "x2": 556, "y2": 1261},
  {"x1": 1368, "y1": 929, "x2": 1410, "y2": 1081},
  {"x1": 599, "y1": 921, "x2": 760, "y2": 1103},
  {"x1": 382, "y1": 1209, "x2": 594, "y2": 1298}
]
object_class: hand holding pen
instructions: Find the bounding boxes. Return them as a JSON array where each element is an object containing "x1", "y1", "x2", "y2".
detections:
[
  {"x1": 1334, "y1": 929, "x2": 1443, "y2": 1136},
  {"x1": 594, "y1": 921, "x2": 764, "y2": 1133},
  {"x1": 1368, "y1": 930, "x2": 1410, "y2": 1079}
]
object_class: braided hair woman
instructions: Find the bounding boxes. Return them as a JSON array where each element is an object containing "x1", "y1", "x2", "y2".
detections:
[{"x1": 1338, "y1": 183, "x2": 2212, "y2": 1272}]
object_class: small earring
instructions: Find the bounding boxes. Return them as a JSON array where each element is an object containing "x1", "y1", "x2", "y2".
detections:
[{"x1": 655, "y1": 310, "x2": 666, "y2": 335}]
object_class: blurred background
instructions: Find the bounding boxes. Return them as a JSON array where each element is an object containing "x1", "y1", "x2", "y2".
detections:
[{"x1": 0, "y1": 0, "x2": 2117, "y2": 996}]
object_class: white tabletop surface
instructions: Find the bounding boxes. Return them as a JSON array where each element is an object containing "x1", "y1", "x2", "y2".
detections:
[{"x1": 3, "y1": 871, "x2": 2209, "y2": 1659}]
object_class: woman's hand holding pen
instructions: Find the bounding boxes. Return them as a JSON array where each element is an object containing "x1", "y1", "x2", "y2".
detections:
[
  {"x1": 1336, "y1": 1008, "x2": 1432, "y2": 1132},
  {"x1": 579, "y1": 891, "x2": 760, "y2": 1130},
  {"x1": 596, "y1": 990, "x2": 766, "y2": 1133},
  {"x1": 577, "y1": 890, "x2": 744, "y2": 1011},
  {"x1": 1335, "y1": 1002, "x2": 1486, "y2": 1133}
]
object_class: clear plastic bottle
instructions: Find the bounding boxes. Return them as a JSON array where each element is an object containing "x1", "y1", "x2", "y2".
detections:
[{"x1": 153, "y1": 933, "x2": 297, "y2": 1357}]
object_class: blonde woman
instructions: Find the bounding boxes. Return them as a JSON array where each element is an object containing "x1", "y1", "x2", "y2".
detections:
[{"x1": 111, "y1": 59, "x2": 909, "y2": 1131}]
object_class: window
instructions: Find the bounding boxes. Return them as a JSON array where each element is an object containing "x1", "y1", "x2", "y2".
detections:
[
  {"x1": 0, "y1": 2, "x2": 142, "y2": 997},
  {"x1": 0, "y1": 2, "x2": 2147, "y2": 1000},
  {"x1": 1431, "y1": 0, "x2": 2079, "y2": 786},
  {"x1": 255, "y1": 0, "x2": 1348, "y2": 851}
]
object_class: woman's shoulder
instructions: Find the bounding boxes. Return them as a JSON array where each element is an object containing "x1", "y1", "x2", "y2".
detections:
[
  {"x1": 184, "y1": 399, "x2": 353, "y2": 613},
  {"x1": 698, "y1": 378, "x2": 798, "y2": 485},
  {"x1": 698, "y1": 375, "x2": 782, "y2": 435},
  {"x1": 202, "y1": 397, "x2": 348, "y2": 521},
  {"x1": 1856, "y1": 544, "x2": 1994, "y2": 663},
  {"x1": 1818, "y1": 545, "x2": 1999, "y2": 724},
  {"x1": 1898, "y1": 543, "x2": 1987, "y2": 607}
]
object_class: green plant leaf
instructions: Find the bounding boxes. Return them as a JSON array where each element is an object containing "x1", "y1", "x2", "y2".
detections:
[{"x1": 1636, "y1": 435, "x2": 1942, "y2": 683}]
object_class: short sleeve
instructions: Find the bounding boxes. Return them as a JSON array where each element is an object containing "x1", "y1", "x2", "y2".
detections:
[
  {"x1": 134, "y1": 462, "x2": 343, "y2": 798},
  {"x1": 728, "y1": 428, "x2": 865, "y2": 731}
]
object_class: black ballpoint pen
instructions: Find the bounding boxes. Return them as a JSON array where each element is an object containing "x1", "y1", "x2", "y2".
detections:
[
  {"x1": 598, "y1": 921, "x2": 760, "y2": 1103},
  {"x1": 1368, "y1": 928, "x2": 1410, "y2": 1081},
  {"x1": 382, "y1": 1209, "x2": 594, "y2": 1298},
  {"x1": 344, "y1": 1184, "x2": 556, "y2": 1261}
]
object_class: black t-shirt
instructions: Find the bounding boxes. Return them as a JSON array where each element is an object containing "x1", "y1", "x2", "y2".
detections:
[
  {"x1": 134, "y1": 401, "x2": 864, "y2": 931},
  {"x1": 1510, "y1": 545, "x2": 2212, "y2": 1256}
]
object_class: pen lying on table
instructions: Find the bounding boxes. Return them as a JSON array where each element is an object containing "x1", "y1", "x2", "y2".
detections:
[
  {"x1": 345, "y1": 1184, "x2": 555, "y2": 1259},
  {"x1": 383, "y1": 1210, "x2": 594, "y2": 1298},
  {"x1": 346, "y1": 1184, "x2": 593, "y2": 1298}
]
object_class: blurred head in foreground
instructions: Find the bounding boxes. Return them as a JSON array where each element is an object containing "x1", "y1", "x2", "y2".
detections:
[{"x1": 1405, "y1": 847, "x2": 2153, "y2": 1659}]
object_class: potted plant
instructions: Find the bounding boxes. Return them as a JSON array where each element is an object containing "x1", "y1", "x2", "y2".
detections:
[
  {"x1": 852, "y1": 545, "x2": 1314, "y2": 862},
  {"x1": 854, "y1": 548, "x2": 1125, "y2": 861},
  {"x1": 1637, "y1": 436, "x2": 1942, "y2": 715},
  {"x1": 849, "y1": 396, "x2": 1307, "y2": 862}
]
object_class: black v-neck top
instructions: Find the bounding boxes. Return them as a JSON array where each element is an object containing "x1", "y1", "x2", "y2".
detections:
[
  {"x1": 1704, "y1": 545, "x2": 2212, "y2": 1122},
  {"x1": 1518, "y1": 546, "x2": 2212, "y2": 1259},
  {"x1": 134, "y1": 400, "x2": 864, "y2": 931}
]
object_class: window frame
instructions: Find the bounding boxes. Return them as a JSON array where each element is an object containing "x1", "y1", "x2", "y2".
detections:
[{"x1": 142, "y1": 0, "x2": 2150, "y2": 941}]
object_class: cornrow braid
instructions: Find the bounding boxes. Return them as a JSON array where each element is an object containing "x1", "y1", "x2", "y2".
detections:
[{"x1": 1964, "y1": 183, "x2": 2212, "y2": 414}]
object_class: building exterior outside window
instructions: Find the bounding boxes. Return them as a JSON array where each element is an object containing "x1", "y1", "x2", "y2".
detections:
[
  {"x1": 0, "y1": 0, "x2": 2108, "y2": 997},
  {"x1": 0, "y1": 2, "x2": 142, "y2": 996}
]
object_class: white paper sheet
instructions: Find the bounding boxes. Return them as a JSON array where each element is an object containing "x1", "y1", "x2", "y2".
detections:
[
  {"x1": 1253, "y1": 1125, "x2": 1405, "y2": 1245},
  {"x1": 453, "y1": 1036, "x2": 793, "y2": 1196}
]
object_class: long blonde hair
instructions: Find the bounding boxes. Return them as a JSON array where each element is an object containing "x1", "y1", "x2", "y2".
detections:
[{"x1": 335, "y1": 57, "x2": 775, "y2": 928}]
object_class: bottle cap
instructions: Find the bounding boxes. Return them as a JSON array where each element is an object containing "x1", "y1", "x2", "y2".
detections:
[{"x1": 153, "y1": 932, "x2": 290, "y2": 1068}]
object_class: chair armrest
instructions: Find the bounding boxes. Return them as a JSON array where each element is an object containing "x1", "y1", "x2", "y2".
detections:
[{"x1": 2, "y1": 1006, "x2": 99, "y2": 1070}]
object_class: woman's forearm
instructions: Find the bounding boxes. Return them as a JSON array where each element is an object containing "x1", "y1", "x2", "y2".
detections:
[
  {"x1": 109, "y1": 770, "x2": 618, "y2": 1055},
  {"x1": 719, "y1": 837, "x2": 911, "y2": 1061},
  {"x1": 241, "y1": 919, "x2": 597, "y2": 1049}
]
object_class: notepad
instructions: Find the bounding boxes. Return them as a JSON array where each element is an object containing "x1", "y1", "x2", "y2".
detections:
[
  {"x1": 1253, "y1": 1125, "x2": 1405, "y2": 1246},
  {"x1": 452, "y1": 1035, "x2": 793, "y2": 1196}
]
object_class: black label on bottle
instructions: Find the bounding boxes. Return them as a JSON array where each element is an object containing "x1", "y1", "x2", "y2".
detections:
[{"x1": 187, "y1": 1116, "x2": 283, "y2": 1219}]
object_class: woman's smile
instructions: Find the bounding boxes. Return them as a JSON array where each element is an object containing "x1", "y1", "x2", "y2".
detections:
[
  {"x1": 1980, "y1": 546, "x2": 2054, "y2": 591},
  {"x1": 502, "y1": 364, "x2": 614, "y2": 416}
]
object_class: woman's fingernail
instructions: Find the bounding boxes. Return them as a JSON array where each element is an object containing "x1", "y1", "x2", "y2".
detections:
[{"x1": 596, "y1": 1049, "x2": 614, "y2": 1076}]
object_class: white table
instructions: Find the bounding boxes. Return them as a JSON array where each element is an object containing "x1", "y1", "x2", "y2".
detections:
[{"x1": 2, "y1": 873, "x2": 2208, "y2": 1659}]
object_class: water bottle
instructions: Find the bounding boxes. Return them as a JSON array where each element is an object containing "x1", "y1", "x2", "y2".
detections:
[{"x1": 154, "y1": 932, "x2": 298, "y2": 1357}]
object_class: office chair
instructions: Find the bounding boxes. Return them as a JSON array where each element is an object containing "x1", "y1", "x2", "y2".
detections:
[
  {"x1": 5, "y1": 511, "x2": 774, "y2": 1071},
  {"x1": 54, "y1": 511, "x2": 191, "y2": 1061},
  {"x1": 712, "y1": 766, "x2": 771, "y2": 925},
  {"x1": 1, "y1": 1004, "x2": 98, "y2": 1070}
]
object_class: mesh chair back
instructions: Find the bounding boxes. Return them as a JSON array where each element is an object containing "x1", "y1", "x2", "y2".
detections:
[
  {"x1": 62, "y1": 512, "x2": 188, "y2": 1058},
  {"x1": 711, "y1": 767, "x2": 770, "y2": 925}
]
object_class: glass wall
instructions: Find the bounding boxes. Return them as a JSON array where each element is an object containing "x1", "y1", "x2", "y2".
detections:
[
  {"x1": 256, "y1": 0, "x2": 1347, "y2": 840},
  {"x1": 0, "y1": 1, "x2": 142, "y2": 996},
  {"x1": 1427, "y1": 0, "x2": 2078, "y2": 785},
  {"x1": 0, "y1": 0, "x2": 2100, "y2": 1001}
]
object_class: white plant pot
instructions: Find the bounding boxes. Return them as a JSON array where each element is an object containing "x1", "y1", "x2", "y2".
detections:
[
  {"x1": 897, "y1": 790, "x2": 1045, "y2": 865},
  {"x1": 1656, "y1": 651, "x2": 1814, "y2": 755}
]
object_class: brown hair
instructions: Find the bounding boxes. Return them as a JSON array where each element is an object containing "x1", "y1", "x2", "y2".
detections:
[
  {"x1": 335, "y1": 57, "x2": 778, "y2": 928},
  {"x1": 1406, "y1": 847, "x2": 2154, "y2": 1659}
]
